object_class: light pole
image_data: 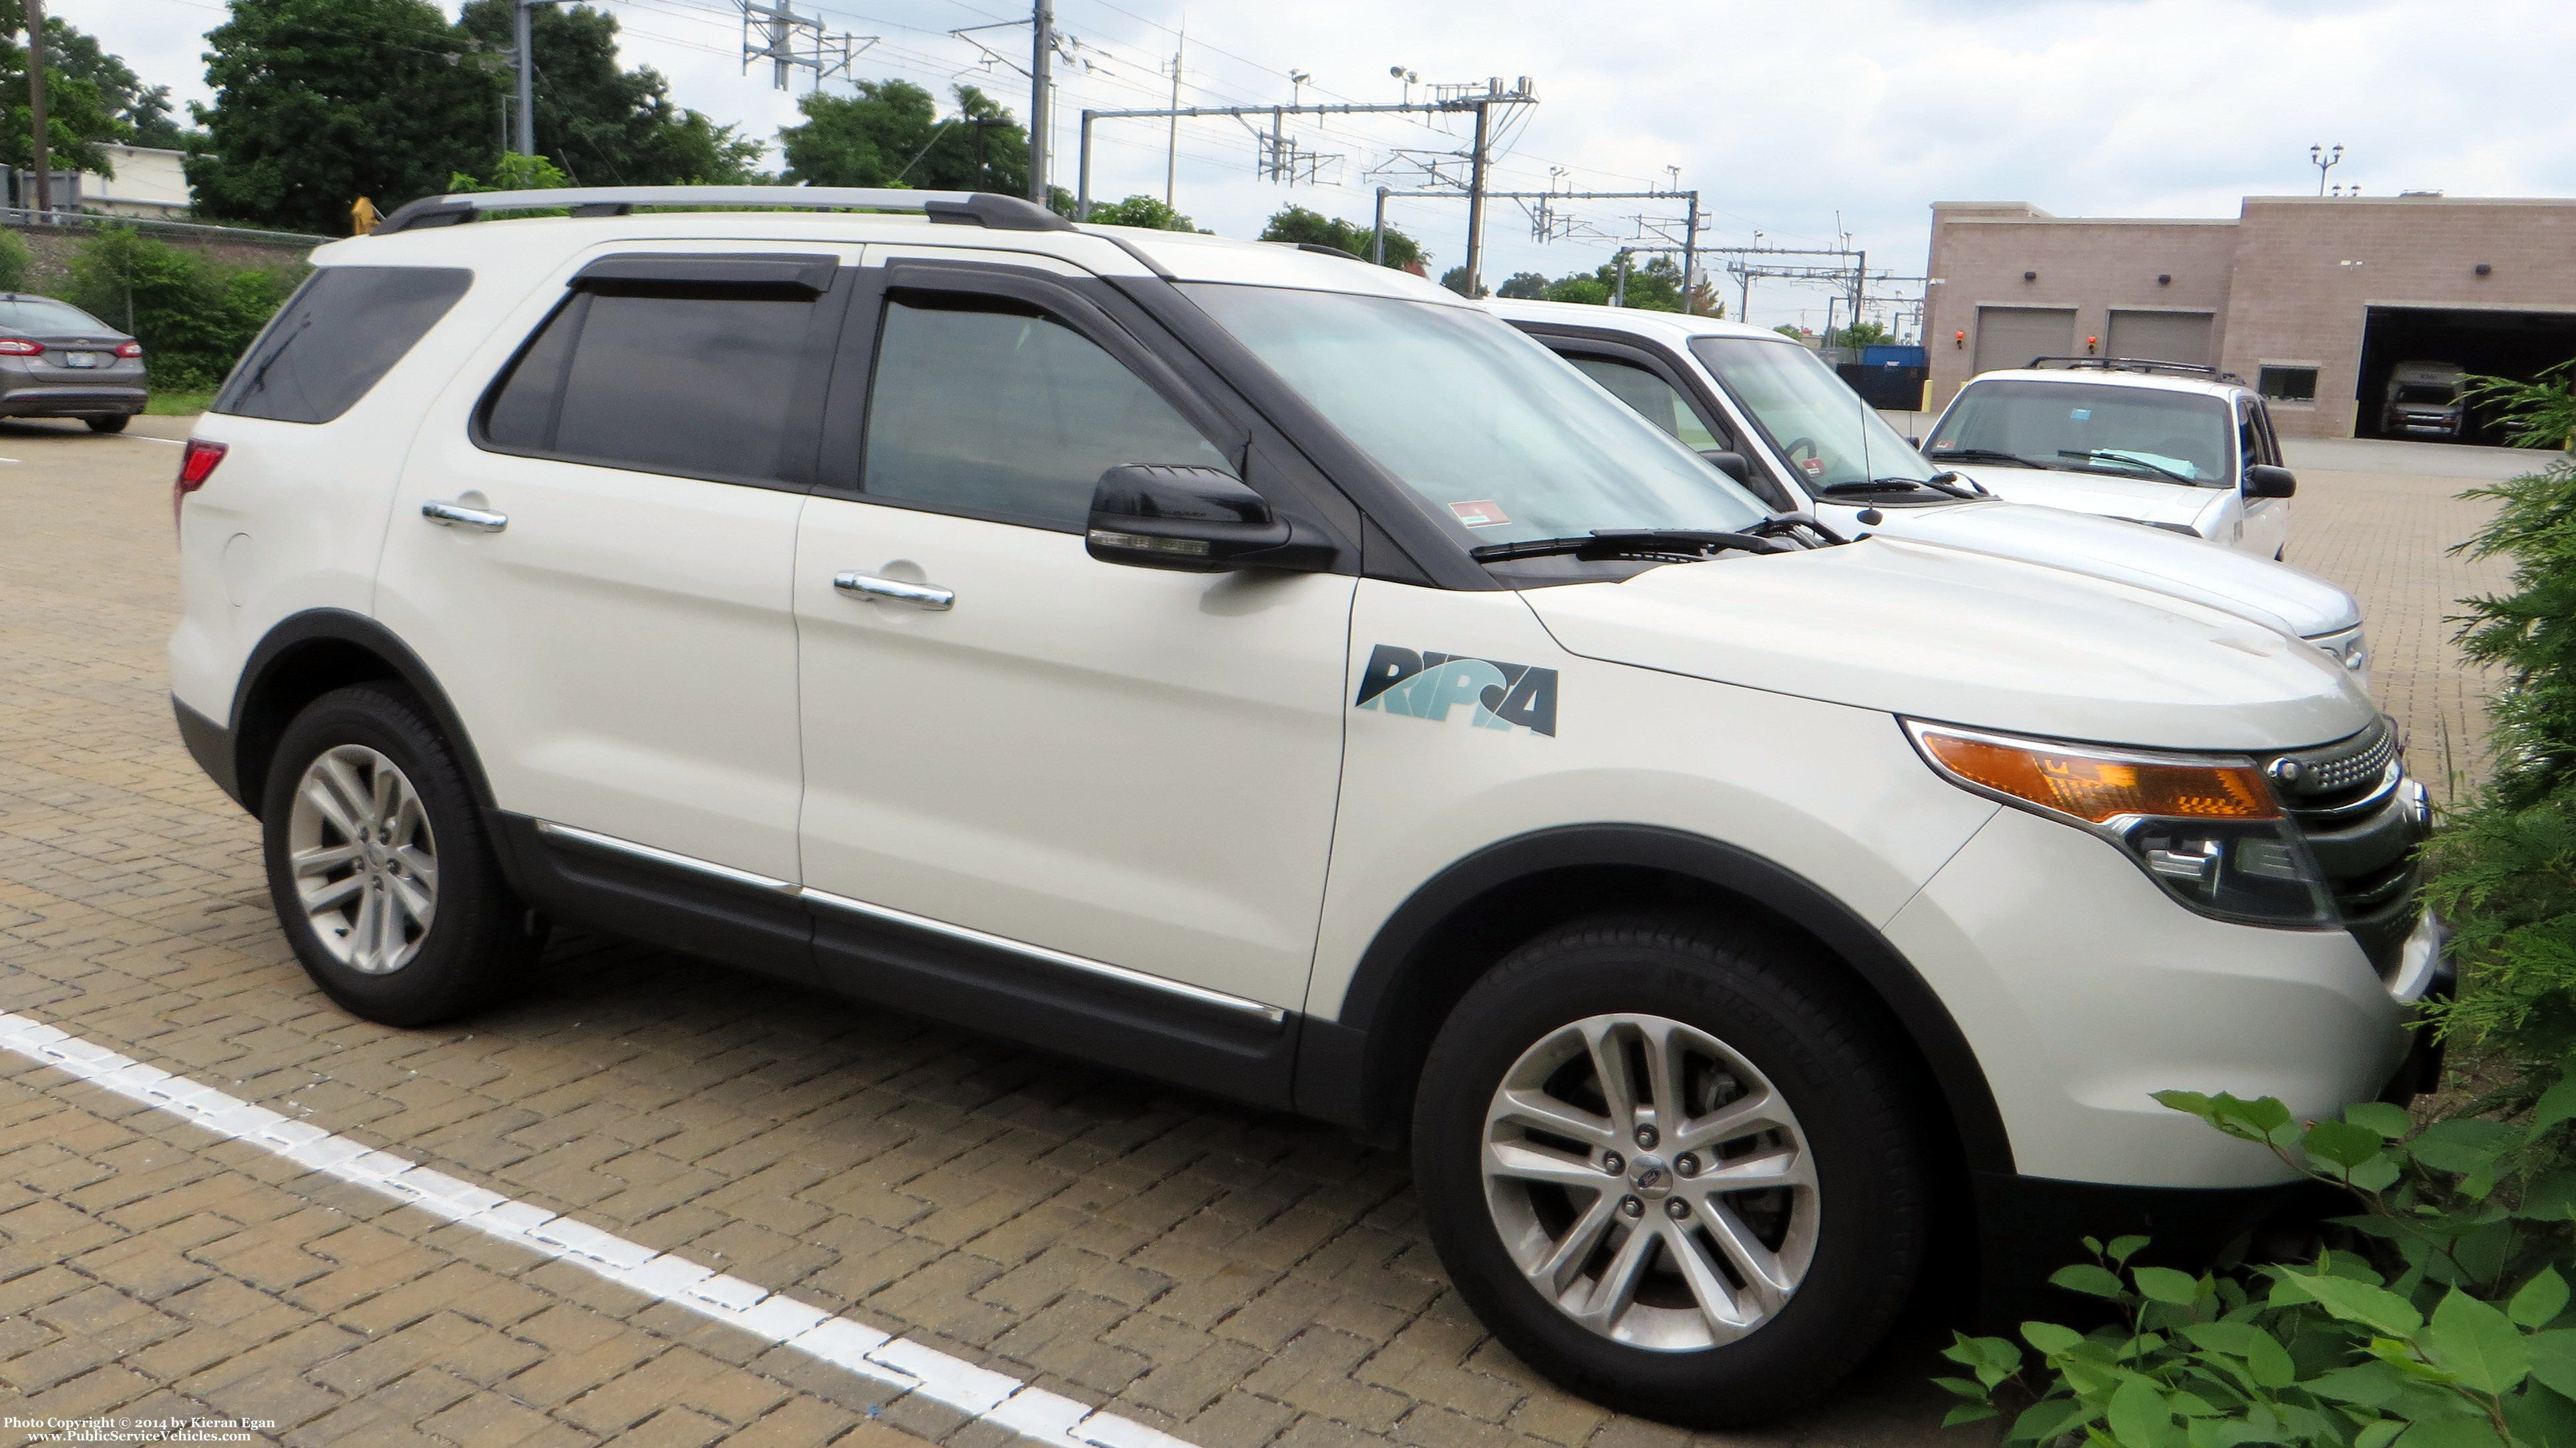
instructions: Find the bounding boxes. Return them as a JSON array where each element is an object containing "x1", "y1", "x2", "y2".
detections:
[
  {"x1": 2310, "y1": 143, "x2": 2343, "y2": 196},
  {"x1": 1388, "y1": 65, "x2": 1416, "y2": 106}
]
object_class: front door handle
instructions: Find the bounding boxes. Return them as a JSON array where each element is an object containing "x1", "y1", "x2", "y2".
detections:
[
  {"x1": 834, "y1": 571, "x2": 954, "y2": 611},
  {"x1": 422, "y1": 500, "x2": 508, "y2": 532}
]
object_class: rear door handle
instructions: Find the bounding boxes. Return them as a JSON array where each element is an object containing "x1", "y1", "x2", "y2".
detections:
[
  {"x1": 834, "y1": 572, "x2": 953, "y2": 611},
  {"x1": 422, "y1": 500, "x2": 508, "y2": 532}
]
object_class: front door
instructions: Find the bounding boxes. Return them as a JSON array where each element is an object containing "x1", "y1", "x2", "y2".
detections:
[{"x1": 791, "y1": 260, "x2": 1355, "y2": 1090}]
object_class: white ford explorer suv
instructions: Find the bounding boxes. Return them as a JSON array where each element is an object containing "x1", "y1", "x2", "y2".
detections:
[
  {"x1": 1923, "y1": 358, "x2": 2299, "y2": 562},
  {"x1": 170, "y1": 186, "x2": 2444, "y2": 1427},
  {"x1": 1487, "y1": 302, "x2": 2370, "y2": 676}
]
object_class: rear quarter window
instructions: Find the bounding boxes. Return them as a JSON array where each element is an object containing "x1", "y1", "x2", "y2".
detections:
[{"x1": 212, "y1": 266, "x2": 474, "y2": 424}]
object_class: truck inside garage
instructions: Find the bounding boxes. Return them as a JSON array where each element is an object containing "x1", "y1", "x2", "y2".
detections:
[{"x1": 2352, "y1": 305, "x2": 2576, "y2": 445}]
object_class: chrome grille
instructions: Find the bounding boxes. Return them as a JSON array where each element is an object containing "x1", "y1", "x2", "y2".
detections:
[{"x1": 2260, "y1": 716, "x2": 2422, "y2": 981}]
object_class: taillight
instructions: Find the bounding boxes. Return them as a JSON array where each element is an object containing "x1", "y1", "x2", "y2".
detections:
[
  {"x1": 116, "y1": 341, "x2": 142, "y2": 358},
  {"x1": 0, "y1": 339, "x2": 39, "y2": 355},
  {"x1": 173, "y1": 439, "x2": 228, "y2": 527}
]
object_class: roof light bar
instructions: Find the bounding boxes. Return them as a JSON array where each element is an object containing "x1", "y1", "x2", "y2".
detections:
[{"x1": 371, "y1": 186, "x2": 1076, "y2": 237}]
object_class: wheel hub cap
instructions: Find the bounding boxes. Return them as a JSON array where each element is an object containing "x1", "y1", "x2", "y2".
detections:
[
  {"x1": 285, "y1": 744, "x2": 438, "y2": 976},
  {"x1": 1480, "y1": 1012, "x2": 1819, "y2": 1352}
]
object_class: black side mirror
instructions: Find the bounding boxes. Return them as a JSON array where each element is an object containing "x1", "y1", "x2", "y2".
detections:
[
  {"x1": 1698, "y1": 449, "x2": 1754, "y2": 484},
  {"x1": 2245, "y1": 464, "x2": 2297, "y2": 499},
  {"x1": 1906, "y1": 434, "x2": 1921, "y2": 448},
  {"x1": 1086, "y1": 464, "x2": 1333, "y2": 573}
]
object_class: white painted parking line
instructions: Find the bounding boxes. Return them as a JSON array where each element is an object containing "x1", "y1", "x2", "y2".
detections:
[
  {"x1": 0, "y1": 1008, "x2": 1202, "y2": 1448},
  {"x1": 130, "y1": 435, "x2": 184, "y2": 445}
]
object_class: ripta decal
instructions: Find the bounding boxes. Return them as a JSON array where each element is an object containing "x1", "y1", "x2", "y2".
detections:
[{"x1": 1353, "y1": 645, "x2": 1559, "y2": 737}]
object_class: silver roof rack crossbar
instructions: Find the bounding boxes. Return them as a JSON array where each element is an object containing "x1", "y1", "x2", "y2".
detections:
[{"x1": 371, "y1": 186, "x2": 1076, "y2": 237}]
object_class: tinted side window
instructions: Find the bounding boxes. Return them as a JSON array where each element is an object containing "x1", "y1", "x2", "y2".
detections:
[
  {"x1": 1565, "y1": 354, "x2": 1726, "y2": 450},
  {"x1": 214, "y1": 266, "x2": 472, "y2": 424},
  {"x1": 862, "y1": 295, "x2": 1231, "y2": 530},
  {"x1": 483, "y1": 289, "x2": 820, "y2": 485}
]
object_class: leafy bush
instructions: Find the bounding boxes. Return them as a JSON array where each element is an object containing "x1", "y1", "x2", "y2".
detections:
[
  {"x1": 1939, "y1": 1089, "x2": 2576, "y2": 1448},
  {"x1": 58, "y1": 226, "x2": 299, "y2": 391}
]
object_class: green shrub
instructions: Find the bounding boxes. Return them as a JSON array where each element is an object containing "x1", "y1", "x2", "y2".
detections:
[
  {"x1": 0, "y1": 229, "x2": 31, "y2": 293},
  {"x1": 1939, "y1": 1089, "x2": 2576, "y2": 1448},
  {"x1": 58, "y1": 226, "x2": 301, "y2": 391}
]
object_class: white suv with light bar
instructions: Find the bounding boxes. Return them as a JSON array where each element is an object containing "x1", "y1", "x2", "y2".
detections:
[{"x1": 169, "y1": 185, "x2": 2443, "y2": 1429}]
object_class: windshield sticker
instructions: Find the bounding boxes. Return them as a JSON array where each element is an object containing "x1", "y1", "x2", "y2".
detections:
[
  {"x1": 1449, "y1": 500, "x2": 1511, "y2": 527},
  {"x1": 1798, "y1": 457, "x2": 1826, "y2": 476},
  {"x1": 2070, "y1": 408, "x2": 2092, "y2": 421},
  {"x1": 1354, "y1": 645, "x2": 1558, "y2": 737}
]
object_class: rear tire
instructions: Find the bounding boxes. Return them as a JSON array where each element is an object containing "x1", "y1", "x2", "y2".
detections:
[
  {"x1": 1412, "y1": 911, "x2": 1931, "y2": 1428},
  {"x1": 85, "y1": 415, "x2": 130, "y2": 434},
  {"x1": 261, "y1": 683, "x2": 538, "y2": 1025}
]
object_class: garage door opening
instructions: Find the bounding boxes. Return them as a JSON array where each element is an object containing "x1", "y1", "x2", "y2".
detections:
[
  {"x1": 2356, "y1": 305, "x2": 2576, "y2": 445},
  {"x1": 1973, "y1": 307, "x2": 2075, "y2": 377}
]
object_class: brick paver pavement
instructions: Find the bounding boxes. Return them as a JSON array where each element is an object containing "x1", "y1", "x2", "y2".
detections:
[{"x1": 0, "y1": 415, "x2": 2523, "y2": 1447}]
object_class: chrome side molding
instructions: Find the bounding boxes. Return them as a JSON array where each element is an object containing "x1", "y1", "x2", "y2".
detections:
[{"x1": 530, "y1": 820, "x2": 1287, "y2": 1025}]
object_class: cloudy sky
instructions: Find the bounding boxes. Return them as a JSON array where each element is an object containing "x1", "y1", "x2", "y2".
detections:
[{"x1": 56, "y1": 0, "x2": 2576, "y2": 333}]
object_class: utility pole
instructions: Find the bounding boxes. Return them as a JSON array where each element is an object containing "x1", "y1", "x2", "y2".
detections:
[
  {"x1": 1462, "y1": 84, "x2": 1493, "y2": 299},
  {"x1": 1611, "y1": 250, "x2": 1629, "y2": 307},
  {"x1": 1162, "y1": 29, "x2": 1182, "y2": 208},
  {"x1": 1372, "y1": 186, "x2": 1390, "y2": 265},
  {"x1": 25, "y1": 0, "x2": 49, "y2": 214},
  {"x1": 1028, "y1": 0, "x2": 1052, "y2": 205},
  {"x1": 513, "y1": 0, "x2": 537, "y2": 156}
]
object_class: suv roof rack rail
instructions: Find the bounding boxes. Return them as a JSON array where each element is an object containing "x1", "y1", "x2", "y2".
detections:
[
  {"x1": 2025, "y1": 355, "x2": 2245, "y2": 383},
  {"x1": 372, "y1": 186, "x2": 1076, "y2": 237}
]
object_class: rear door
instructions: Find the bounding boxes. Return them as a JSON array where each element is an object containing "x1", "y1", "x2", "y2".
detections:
[
  {"x1": 375, "y1": 244, "x2": 852, "y2": 978},
  {"x1": 789, "y1": 256, "x2": 1358, "y2": 1099}
]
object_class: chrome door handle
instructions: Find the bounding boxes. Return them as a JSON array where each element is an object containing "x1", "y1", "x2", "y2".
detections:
[
  {"x1": 422, "y1": 500, "x2": 508, "y2": 532},
  {"x1": 834, "y1": 571, "x2": 953, "y2": 611}
]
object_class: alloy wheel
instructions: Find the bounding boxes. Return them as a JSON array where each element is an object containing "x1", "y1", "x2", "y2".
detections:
[
  {"x1": 1482, "y1": 1012, "x2": 1820, "y2": 1351},
  {"x1": 285, "y1": 744, "x2": 438, "y2": 975}
]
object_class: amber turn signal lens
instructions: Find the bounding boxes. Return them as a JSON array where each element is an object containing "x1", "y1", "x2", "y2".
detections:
[{"x1": 1917, "y1": 729, "x2": 2276, "y2": 824}]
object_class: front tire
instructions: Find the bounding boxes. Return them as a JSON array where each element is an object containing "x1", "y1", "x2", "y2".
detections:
[
  {"x1": 1412, "y1": 911, "x2": 1931, "y2": 1427},
  {"x1": 261, "y1": 683, "x2": 537, "y2": 1025}
]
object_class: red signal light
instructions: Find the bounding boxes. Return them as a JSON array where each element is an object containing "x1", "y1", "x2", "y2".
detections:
[
  {"x1": 0, "y1": 339, "x2": 40, "y2": 355},
  {"x1": 116, "y1": 341, "x2": 142, "y2": 358}
]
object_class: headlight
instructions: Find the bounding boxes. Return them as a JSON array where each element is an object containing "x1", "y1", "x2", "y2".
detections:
[
  {"x1": 2308, "y1": 624, "x2": 2369, "y2": 675},
  {"x1": 1905, "y1": 721, "x2": 2335, "y2": 927}
]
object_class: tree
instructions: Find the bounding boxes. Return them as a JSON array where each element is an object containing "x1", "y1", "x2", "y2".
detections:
[
  {"x1": 1508, "y1": 254, "x2": 1685, "y2": 311},
  {"x1": 1438, "y1": 266, "x2": 1486, "y2": 299},
  {"x1": 37, "y1": 11, "x2": 186, "y2": 150},
  {"x1": 1, "y1": 0, "x2": 122, "y2": 178},
  {"x1": 1261, "y1": 205, "x2": 1424, "y2": 270},
  {"x1": 1773, "y1": 324, "x2": 1808, "y2": 339},
  {"x1": 1827, "y1": 319, "x2": 1893, "y2": 349},
  {"x1": 188, "y1": 0, "x2": 504, "y2": 235},
  {"x1": 1495, "y1": 271, "x2": 1550, "y2": 300},
  {"x1": 455, "y1": 1, "x2": 759, "y2": 186},
  {"x1": 1084, "y1": 194, "x2": 1198, "y2": 231},
  {"x1": 59, "y1": 226, "x2": 299, "y2": 388},
  {"x1": 779, "y1": 80, "x2": 1028, "y2": 195}
]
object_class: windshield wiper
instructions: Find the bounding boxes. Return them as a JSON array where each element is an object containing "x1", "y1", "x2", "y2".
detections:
[
  {"x1": 1470, "y1": 528, "x2": 1800, "y2": 563},
  {"x1": 2058, "y1": 449, "x2": 2198, "y2": 484},
  {"x1": 1923, "y1": 447, "x2": 2045, "y2": 468},
  {"x1": 1818, "y1": 473, "x2": 1986, "y2": 501}
]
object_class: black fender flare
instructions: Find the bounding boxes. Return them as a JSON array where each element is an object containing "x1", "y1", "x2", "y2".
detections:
[
  {"x1": 1297, "y1": 823, "x2": 2014, "y2": 1173},
  {"x1": 214, "y1": 608, "x2": 498, "y2": 822}
]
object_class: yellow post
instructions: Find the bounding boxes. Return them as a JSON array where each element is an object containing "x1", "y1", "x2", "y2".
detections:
[{"x1": 351, "y1": 196, "x2": 379, "y2": 235}]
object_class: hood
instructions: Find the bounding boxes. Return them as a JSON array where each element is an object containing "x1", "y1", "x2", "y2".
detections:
[
  {"x1": 1941, "y1": 464, "x2": 2217, "y2": 530},
  {"x1": 1522, "y1": 535, "x2": 2374, "y2": 751},
  {"x1": 1855, "y1": 500, "x2": 2361, "y2": 639}
]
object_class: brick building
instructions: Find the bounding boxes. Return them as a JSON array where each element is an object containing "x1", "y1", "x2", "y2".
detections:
[{"x1": 1922, "y1": 195, "x2": 2576, "y2": 439}]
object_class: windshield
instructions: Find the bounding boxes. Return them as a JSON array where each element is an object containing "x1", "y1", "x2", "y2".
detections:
[
  {"x1": 2394, "y1": 383, "x2": 2455, "y2": 405},
  {"x1": 1180, "y1": 284, "x2": 1768, "y2": 546},
  {"x1": 1925, "y1": 379, "x2": 2233, "y2": 486},
  {"x1": 0, "y1": 297, "x2": 112, "y2": 335},
  {"x1": 1687, "y1": 336, "x2": 1931, "y2": 489}
]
